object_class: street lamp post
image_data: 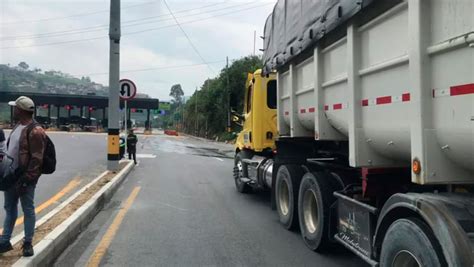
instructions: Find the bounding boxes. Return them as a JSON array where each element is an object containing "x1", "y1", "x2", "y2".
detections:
[
  {"x1": 107, "y1": 0, "x2": 121, "y2": 171},
  {"x1": 194, "y1": 87, "x2": 198, "y2": 136}
]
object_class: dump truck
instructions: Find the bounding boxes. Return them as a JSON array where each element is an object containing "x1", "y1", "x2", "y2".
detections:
[{"x1": 233, "y1": 0, "x2": 474, "y2": 266}]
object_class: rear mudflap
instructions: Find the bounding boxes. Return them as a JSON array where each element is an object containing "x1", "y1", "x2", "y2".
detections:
[{"x1": 333, "y1": 192, "x2": 378, "y2": 266}]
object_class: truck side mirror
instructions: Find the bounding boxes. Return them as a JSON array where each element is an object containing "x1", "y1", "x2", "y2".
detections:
[{"x1": 231, "y1": 110, "x2": 244, "y2": 127}]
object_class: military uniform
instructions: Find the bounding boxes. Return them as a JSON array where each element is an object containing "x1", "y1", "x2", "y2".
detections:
[{"x1": 127, "y1": 133, "x2": 138, "y2": 164}]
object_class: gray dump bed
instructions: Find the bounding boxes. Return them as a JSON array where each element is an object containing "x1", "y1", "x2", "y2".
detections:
[
  {"x1": 263, "y1": 0, "x2": 380, "y2": 74},
  {"x1": 264, "y1": 0, "x2": 474, "y2": 184}
]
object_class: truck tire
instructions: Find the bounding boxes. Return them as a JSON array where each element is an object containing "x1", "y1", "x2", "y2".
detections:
[
  {"x1": 275, "y1": 165, "x2": 304, "y2": 230},
  {"x1": 380, "y1": 217, "x2": 446, "y2": 267},
  {"x1": 298, "y1": 172, "x2": 335, "y2": 252},
  {"x1": 233, "y1": 151, "x2": 251, "y2": 193}
]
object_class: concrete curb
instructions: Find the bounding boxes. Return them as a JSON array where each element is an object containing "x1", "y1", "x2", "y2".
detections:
[
  {"x1": 9, "y1": 171, "x2": 110, "y2": 247},
  {"x1": 12, "y1": 161, "x2": 135, "y2": 267}
]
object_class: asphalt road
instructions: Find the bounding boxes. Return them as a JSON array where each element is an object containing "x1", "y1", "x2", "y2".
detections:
[
  {"x1": 0, "y1": 131, "x2": 107, "y2": 237},
  {"x1": 55, "y1": 134, "x2": 367, "y2": 267}
]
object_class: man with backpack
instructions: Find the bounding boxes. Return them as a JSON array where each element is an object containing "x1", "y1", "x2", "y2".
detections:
[{"x1": 0, "y1": 96, "x2": 47, "y2": 257}]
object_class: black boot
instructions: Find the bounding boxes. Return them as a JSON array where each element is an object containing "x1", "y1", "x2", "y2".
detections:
[
  {"x1": 22, "y1": 241, "x2": 34, "y2": 257},
  {"x1": 0, "y1": 241, "x2": 13, "y2": 253}
]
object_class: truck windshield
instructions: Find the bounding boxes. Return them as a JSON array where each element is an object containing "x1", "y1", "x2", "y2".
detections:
[{"x1": 267, "y1": 80, "x2": 277, "y2": 109}]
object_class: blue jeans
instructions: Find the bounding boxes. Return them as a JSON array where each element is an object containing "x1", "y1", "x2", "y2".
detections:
[{"x1": 1, "y1": 185, "x2": 36, "y2": 243}]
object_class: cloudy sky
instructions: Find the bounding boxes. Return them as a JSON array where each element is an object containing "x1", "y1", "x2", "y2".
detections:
[{"x1": 0, "y1": 0, "x2": 276, "y2": 100}]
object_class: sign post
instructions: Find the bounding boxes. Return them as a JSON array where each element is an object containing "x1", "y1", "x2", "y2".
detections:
[{"x1": 119, "y1": 79, "x2": 137, "y2": 152}]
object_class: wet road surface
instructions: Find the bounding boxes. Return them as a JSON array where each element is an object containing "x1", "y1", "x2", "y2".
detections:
[{"x1": 54, "y1": 133, "x2": 367, "y2": 267}]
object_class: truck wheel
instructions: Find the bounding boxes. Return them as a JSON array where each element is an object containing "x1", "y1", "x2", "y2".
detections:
[
  {"x1": 275, "y1": 165, "x2": 304, "y2": 230},
  {"x1": 298, "y1": 172, "x2": 336, "y2": 252},
  {"x1": 233, "y1": 152, "x2": 251, "y2": 193},
  {"x1": 380, "y1": 217, "x2": 446, "y2": 267}
]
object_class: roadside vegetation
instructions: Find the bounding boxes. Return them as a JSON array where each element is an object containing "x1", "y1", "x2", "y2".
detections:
[{"x1": 163, "y1": 55, "x2": 261, "y2": 141}]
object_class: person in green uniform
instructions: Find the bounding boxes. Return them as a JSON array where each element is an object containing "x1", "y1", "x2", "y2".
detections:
[
  {"x1": 119, "y1": 133, "x2": 126, "y2": 159},
  {"x1": 127, "y1": 129, "x2": 138, "y2": 164}
]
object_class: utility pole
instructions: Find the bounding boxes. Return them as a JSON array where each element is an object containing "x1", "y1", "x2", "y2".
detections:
[
  {"x1": 194, "y1": 86, "x2": 198, "y2": 136},
  {"x1": 107, "y1": 0, "x2": 121, "y2": 171},
  {"x1": 253, "y1": 30, "x2": 256, "y2": 56},
  {"x1": 226, "y1": 57, "x2": 231, "y2": 132}
]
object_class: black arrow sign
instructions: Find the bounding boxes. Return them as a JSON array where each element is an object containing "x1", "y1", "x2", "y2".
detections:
[{"x1": 120, "y1": 83, "x2": 130, "y2": 97}]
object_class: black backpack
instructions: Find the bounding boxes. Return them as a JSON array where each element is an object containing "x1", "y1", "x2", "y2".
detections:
[{"x1": 26, "y1": 123, "x2": 56, "y2": 174}]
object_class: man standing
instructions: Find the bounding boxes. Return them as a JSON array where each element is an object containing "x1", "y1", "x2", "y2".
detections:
[
  {"x1": 0, "y1": 96, "x2": 45, "y2": 257},
  {"x1": 127, "y1": 129, "x2": 138, "y2": 164}
]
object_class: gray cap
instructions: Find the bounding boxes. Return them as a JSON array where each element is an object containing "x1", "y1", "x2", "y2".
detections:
[{"x1": 8, "y1": 96, "x2": 35, "y2": 112}]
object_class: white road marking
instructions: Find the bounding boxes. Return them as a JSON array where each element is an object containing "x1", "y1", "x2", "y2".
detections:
[
  {"x1": 136, "y1": 154, "x2": 156, "y2": 158},
  {"x1": 156, "y1": 201, "x2": 188, "y2": 212},
  {"x1": 213, "y1": 157, "x2": 224, "y2": 162}
]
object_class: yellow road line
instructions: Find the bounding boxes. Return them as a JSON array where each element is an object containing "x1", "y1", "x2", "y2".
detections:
[
  {"x1": 0, "y1": 177, "x2": 81, "y2": 233},
  {"x1": 86, "y1": 186, "x2": 141, "y2": 267}
]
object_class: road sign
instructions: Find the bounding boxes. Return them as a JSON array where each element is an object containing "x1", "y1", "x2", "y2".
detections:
[
  {"x1": 159, "y1": 102, "x2": 171, "y2": 111},
  {"x1": 119, "y1": 79, "x2": 136, "y2": 150},
  {"x1": 119, "y1": 79, "x2": 137, "y2": 100}
]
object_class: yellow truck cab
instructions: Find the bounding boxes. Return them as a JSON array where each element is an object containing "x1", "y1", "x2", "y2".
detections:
[
  {"x1": 234, "y1": 70, "x2": 277, "y2": 193},
  {"x1": 235, "y1": 70, "x2": 277, "y2": 154}
]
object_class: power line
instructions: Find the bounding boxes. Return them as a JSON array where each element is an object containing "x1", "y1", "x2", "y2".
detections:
[
  {"x1": 162, "y1": 0, "x2": 218, "y2": 74},
  {"x1": 127, "y1": 3, "x2": 273, "y2": 36},
  {"x1": 0, "y1": 2, "x2": 231, "y2": 40},
  {"x1": 75, "y1": 60, "x2": 226, "y2": 77},
  {"x1": 0, "y1": 1, "x2": 157, "y2": 26},
  {"x1": 0, "y1": 2, "x2": 273, "y2": 50},
  {"x1": 0, "y1": 2, "x2": 257, "y2": 41}
]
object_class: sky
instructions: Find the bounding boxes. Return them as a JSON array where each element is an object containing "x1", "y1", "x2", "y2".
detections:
[{"x1": 0, "y1": 0, "x2": 276, "y2": 101}]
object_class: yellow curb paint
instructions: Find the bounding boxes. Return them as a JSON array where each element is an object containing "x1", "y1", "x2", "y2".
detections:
[
  {"x1": 0, "y1": 177, "x2": 81, "y2": 234},
  {"x1": 86, "y1": 186, "x2": 141, "y2": 267}
]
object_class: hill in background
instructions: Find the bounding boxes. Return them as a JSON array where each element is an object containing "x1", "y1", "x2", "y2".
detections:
[
  {"x1": 0, "y1": 62, "x2": 150, "y2": 122},
  {"x1": 0, "y1": 62, "x2": 108, "y2": 96},
  {"x1": 0, "y1": 62, "x2": 150, "y2": 98}
]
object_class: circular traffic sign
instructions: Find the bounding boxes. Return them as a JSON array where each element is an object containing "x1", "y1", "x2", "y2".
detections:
[{"x1": 119, "y1": 79, "x2": 137, "y2": 100}]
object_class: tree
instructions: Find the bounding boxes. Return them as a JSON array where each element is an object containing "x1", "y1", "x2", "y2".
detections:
[
  {"x1": 37, "y1": 79, "x2": 46, "y2": 91},
  {"x1": 169, "y1": 84, "x2": 184, "y2": 104},
  {"x1": 18, "y1": 61, "x2": 29, "y2": 71},
  {"x1": 182, "y1": 55, "x2": 262, "y2": 139},
  {"x1": 1, "y1": 74, "x2": 10, "y2": 91}
]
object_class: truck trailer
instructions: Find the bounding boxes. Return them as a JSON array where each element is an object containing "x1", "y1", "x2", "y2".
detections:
[{"x1": 233, "y1": 0, "x2": 474, "y2": 266}]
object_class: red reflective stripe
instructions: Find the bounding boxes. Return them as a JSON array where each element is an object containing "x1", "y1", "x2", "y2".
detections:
[
  {"x1": 376, "y1": 96, "x2": 391, "y2": 105},
  {"x1": 308, "y1": 107, "x2": 315, "y2": 113},
  {"x1": 333, "y1": 103, "x2": 342, "y2": 110},
  {"x1": 402, "y1": 93, "x2": 410, "y2": 102},
  {"x1": 450, "y1": 83, "x2": 474, "y2": 96},
  {"x1": 324, "y1": 105, "x2": 329, "y2": 111},
  {"x1": 300, "y1": 109, "x2": 306, "y2": 114},
  {"x1": 361, "y1": 99, "x2": 369, "y2": 106}
]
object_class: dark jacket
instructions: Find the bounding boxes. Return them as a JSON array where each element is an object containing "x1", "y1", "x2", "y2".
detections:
[
  {"x1": 13, "y1": 123, "x2": 46, "y2": 184},
  {"x1": 127, "y1": 134, "x2": 138, "y2": 151},
  {"x1": 0, "y1": 129, "x2": 5, "y2": 143}
]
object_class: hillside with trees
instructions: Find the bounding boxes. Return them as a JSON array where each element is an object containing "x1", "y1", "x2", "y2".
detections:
[
  {"x1": 163, "y1": 55, "x2": 262, "y2": 140},
  {"x1": 0, "y1": 62, "x2": 150, "y2": 122},
  {"x1": 0, "y1": 62, "x2": 108, "y2": 96}
]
